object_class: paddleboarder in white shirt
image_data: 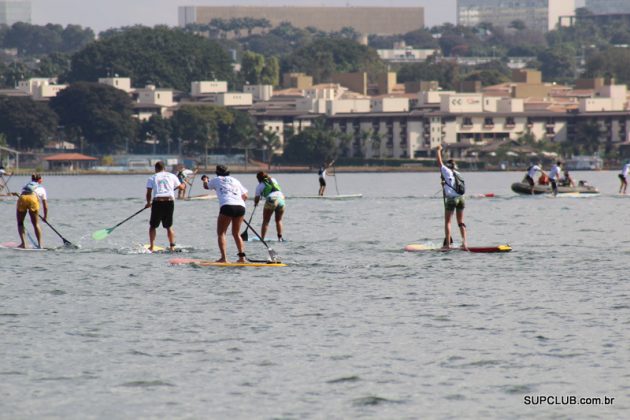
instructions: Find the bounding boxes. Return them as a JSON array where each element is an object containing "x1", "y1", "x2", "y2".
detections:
[
  {"x1": 619, "y1": 162, "x2": 630, "y2": 194},
  {"x1": 318, "y1": 160, "x2": 334, "y2": 196},
  {"x1": 524, "y1": 163, "x2": 547, "y2": 195},
  {"x1": 202, "y1": 165, "x2": 248, "y2": 263},
  {"x1": 437, "y1": 144, "x2": 467, "y2": 250},
  {"x1": 548, "y1": 161, "x2": 562, "y2": 196},
  {"x1": 145, "y1": 161, "x2": 184, "y2": 252}
]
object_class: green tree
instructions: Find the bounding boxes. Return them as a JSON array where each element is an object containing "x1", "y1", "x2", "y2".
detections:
[
  {"x1": 0, "y1": 97, "x2": 58, "y2": 150},
  {"x1": 283, "y1": 119, "x2": 337, "y2": 164},
  {"x1": 241, "y1": 51, "x2": 265, "y2": 84},
  {"x1": 397, "y1": 59, "x2": 461, "y2": 90},
  {"x1": 68, "y1": 26, "x2": 233, "y2": 91},
  {"x1": 537, "y1": 48, "x2": 576, "y2": 83},
  {"x1": 0, "y1": 62, "x2": 31, "y2": 88},
  {"x1": 257, "y1": 128, "x2": 281, "y2": 170},
  {"x1": 34, "y1": 53, "x2": 71, "y2": 78},
  {"x1": 584, "y1": 47, "x2": 630, "y2": 85},
  {"x1": 260, "y1": 56, "x2": 279, "y2": 86},
  {"x1": 282, "y1": 38, "x2": 386, "y2": 83},
  {"x1": 50, "y1": 82, "x2": 136, "y2": 154},
  {"x1": 171, "y1": 105, "x2": 234, "y2": 157},
  {"x1": 141, "y1": 115, "x2": 173, "y2": 154}
]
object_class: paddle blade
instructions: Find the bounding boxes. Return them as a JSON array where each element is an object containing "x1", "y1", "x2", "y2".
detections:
[
  {"x1": 267, "y1": 248, "x2": 279, "y2": 262},
  {"x1": 92, "y1": 228, "x2": 112, "y2": 241},
  {"x1": 240, "y1": 229, "x2": 249, "y2": 241}
]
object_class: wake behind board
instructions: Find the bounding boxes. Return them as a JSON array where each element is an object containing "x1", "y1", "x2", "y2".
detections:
[
  {"x1": 169, "y1": 257, "x2": 287, "y2": 267},
  {"x1": 290, "y1": 194, "x2": 362, "y2": 200},
  {"x1": 405, "y1": 244, "x2": 512, "y2": 253}
]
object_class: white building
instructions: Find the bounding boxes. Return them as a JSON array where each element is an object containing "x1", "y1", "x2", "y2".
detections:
[
  {"x1": 191, "y1": 81, "x2": 228, "y2": 96},
  {"x1": 17, "y1": 78, "x2": 66, "y2": 100},
  {"x1": 243, "y1": 84, "x2": 273, "y2": 102},
  {"x1": 0, "y1": 0, "x2": 30, "y2": 25},
  {"x1": 457, "y1": 0, "x2": 575, "y2": 32},
  {"x1": 98, "y1": 77, "x2": 132, "y2": 93}
]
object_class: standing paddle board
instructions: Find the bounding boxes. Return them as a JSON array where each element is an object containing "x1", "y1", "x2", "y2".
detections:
[
  {"x1": 289, "y1": 194, "x2": 363, "y2": 200},
  {"x1": 169, "y1": 257, "x2": 287, "y2": 267},
  {"x1": 0, "y1": 242, "x2": 48, "y2": 251},
  {"x1": 185, "y1": 194, "x2": 216, "y2": 201},
  {"x1": 142, "y1": 244, "x2": 184, "y2": 253},
  {"x1": 404, "y1": 244, "x2": 512, "y2": 253}
]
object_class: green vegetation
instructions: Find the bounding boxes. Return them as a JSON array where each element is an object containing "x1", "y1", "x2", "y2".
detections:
[
  {"x1": 50, "y1": 82, "x2": 136, "y2": 154},
  {"x1": 67, "y1": 26, "x2": 234, "y2": 91}
]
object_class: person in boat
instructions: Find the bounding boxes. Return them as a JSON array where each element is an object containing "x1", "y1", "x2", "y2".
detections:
[
  {"x1": 437, "y1": 144, "x2": 467, "y2": 250},
  {"x1": 15, "y1": 173, "x2": 47, "y2": 249},
  {"x1": 318, "y1": 160, "x2": 335, "y2": 196},
  {"x1": 561, "y1": 170, "x2": 575, "y2": 187},
  {"x1": 202, "y1": 165, "x2": 248, "y2": 263},
  {"x1": 254, "y1": 171, "x2": 285, "y2": 242},
  {"x1": 175, "y1": 165, "x2": 194, "y2": 199},
  {"x1": 619, "y1": 161, "x2": 630, "y2": 194},
  {"x1": 548, "y1": 161, "x2": 562, "y2": 196},
  {"x1": 145, "y1": 161, "x2": 185, "y2": 252},
  {"x1": 523, "y1": 163, "x2": 547, "y2": 194}
]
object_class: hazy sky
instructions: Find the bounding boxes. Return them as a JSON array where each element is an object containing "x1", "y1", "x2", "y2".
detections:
[
  {"x1": 31, "y1": 0, "x2": 587, "y2": 33},
  {"x1": 32, "y1": 0, "x2": 458, "y2": 32}
]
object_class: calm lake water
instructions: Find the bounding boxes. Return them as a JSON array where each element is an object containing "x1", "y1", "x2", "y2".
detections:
[{"x1": 1, "y1": 171, "x2": 628, "y2": 419}]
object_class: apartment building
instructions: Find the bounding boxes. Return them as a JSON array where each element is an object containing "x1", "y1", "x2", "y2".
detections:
[
  {"x1": 17, "y1": 78, "x2": 66, "y2": 100},
  {"x1": 178, "y1": 6, "x2": 424, "y2": 36},
  {"x1": 0, "y1": 0, "x2": 30, "y2": 25},
  {"x1": 585, "y1": 0, "x2": 630, "y2": 14},
  {"x1": 457, "y1": 0, "x2": 575, "y2": 32}
]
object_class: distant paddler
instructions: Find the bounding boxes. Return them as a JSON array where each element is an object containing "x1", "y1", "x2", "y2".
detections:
[
  {"x1": 254, "y1": 171, "x2": 285, "y2": 241},
  {"x1": 318, "y1": 160, "x2": 335, "y2": 196},
  {"x1": 0, "y1": 165, "x2": 12, "y2": 194},
  {"x1": 523, "y1": 163, "x2": 547, "y2": 195},
  {"x1": 548, "y1": 161, "x2": 562, "y2": 196},
  {"x1": 145, "y1": 161, "x2": 185, "y2": 252},
  {"x1": 176, "y1": 165, "x2": 195, "y2": 200},
  {"x1": 437, "y1": 144, "x2": 467, "y2": 250},
  {"x1": 202, "y1": 165, "x2": 249, "y2": 263},
  {"x1": 619, "y1": 161, "x2": 630, "y2": 194},
  {"x1": 16, "y1": 173, "x2": 47, "y2": 249}
]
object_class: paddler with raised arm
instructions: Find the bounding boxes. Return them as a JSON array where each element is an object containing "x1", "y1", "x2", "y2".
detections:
[{"x1": 437, "y1": 144, "x2": 467, "y2": 250}]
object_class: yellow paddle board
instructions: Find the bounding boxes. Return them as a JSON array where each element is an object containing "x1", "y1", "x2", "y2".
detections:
[{"x1": 169, "y1": 257, "x2": 287, "y2": 267}]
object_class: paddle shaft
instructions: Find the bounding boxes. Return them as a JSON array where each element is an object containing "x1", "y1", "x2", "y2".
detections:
[
  {"x1": 111, "y1": 207, "x2": 147, "y2": 230},
  {"x1": 241, "y1": 218, "x2": 275, "y2": 256},
  {"x1": 333, "y1": 165, "x2": 340, "y2": 195},
  {"x1": 187, "y1": 170, "x2": 198, "y2": 199},
  {"x1": 240, "y1": 205, "x2": 257, "y2": 240},
  {"x1": 38, "y1": 215, "x2": 73, "y2": 246}
]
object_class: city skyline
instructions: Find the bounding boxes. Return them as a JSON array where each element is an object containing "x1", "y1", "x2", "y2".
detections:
[{"x1": 31, "y1": 0, "x2": 453, "y2": 32}]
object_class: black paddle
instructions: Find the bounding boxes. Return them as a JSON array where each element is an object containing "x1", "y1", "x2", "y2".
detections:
[
  {"x1": 241, "y1": 218, "x2": 279, "y2": 262},
  {"x1": 38, "y1": 215, "x2": 77, "y2": 248},
  {"x1": 240, "y1": 204, "x2": 257, "y2": 241},
  {"x1": 92, "y1": 207, "x2": 147, "y2": 240}
]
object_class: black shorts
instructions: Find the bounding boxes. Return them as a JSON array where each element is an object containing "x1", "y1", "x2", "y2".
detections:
[
  {"x1": 220, "y1": 205, "x2": 246, "y2": 217},
  {"x1": 525, "y1": 175, "x2": 534, "y2": 187},
  {"x1": 619, "y1": 174, "x2": 626, "y2": 182},
  {"x1": 319, "y1": 178, "x2": 326, "y2": 187},
  {"x1": 150, "y1": 200, "x2": 174, "y2": 228}
]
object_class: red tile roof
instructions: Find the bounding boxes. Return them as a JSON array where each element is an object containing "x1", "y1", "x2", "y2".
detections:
[{"x1": 43, "y1": 153, "x2": 98, "y2": 161}]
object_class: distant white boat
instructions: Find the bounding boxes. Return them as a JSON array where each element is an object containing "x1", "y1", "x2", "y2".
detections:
[{"x1": 565, "y1": 156, "x2": 603, "y2": 171}]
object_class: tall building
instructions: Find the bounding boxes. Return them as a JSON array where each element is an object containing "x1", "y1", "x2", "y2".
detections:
[
  {"x1": 585, "y1": 0, "x2": 630, "y2": 14},
  {"x1": 0, "y1": 0, "x2": 31, "y2": 26},
  {"x1": 178, "y1": 6, "x2": 424, "y2": 36},
  {"x1": 457, "y1": 0, "x2": 575, "y2": 32}
]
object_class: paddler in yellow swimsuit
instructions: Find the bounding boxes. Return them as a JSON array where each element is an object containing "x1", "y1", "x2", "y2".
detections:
[{"x1": 15, "y1": 173, "x2": 48, "y2": 248}]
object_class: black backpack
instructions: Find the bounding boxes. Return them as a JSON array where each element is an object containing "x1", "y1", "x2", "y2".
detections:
[{"x1": 444, "y1": 170, "x2": 466, "y2": 195}]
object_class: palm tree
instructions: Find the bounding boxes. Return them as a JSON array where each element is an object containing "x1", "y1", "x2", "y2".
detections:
[{"x1": 257, "y1": 128, "x2": 281, "y2": 170}]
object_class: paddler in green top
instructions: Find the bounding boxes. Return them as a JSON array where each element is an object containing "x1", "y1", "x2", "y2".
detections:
[{"x1": 254, "y1": 171, "x2": 286, "y2": 241}]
